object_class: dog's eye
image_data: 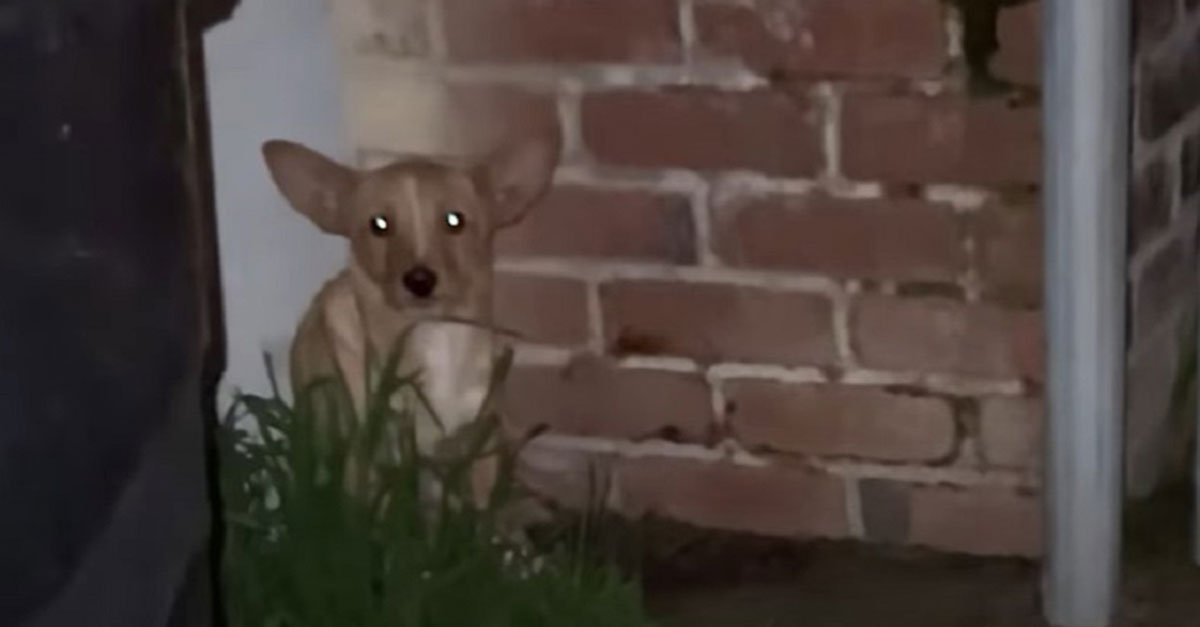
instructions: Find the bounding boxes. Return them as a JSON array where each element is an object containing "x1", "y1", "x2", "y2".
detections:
[
  {"x1": 444, "y1": 211, "x2": 465, "y2": 233},
  {"x1": 369, "y1": 215, "x2": 389, "y2": 236}
]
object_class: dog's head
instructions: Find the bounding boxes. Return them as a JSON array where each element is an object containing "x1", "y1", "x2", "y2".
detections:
[{"x1": 261, "y1": 135, "x2": 559, "y2": 312}]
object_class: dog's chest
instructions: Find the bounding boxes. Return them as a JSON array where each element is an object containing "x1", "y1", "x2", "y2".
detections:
[{"x1": 400, "y1": 323, "x2": 493, "y2": 451}]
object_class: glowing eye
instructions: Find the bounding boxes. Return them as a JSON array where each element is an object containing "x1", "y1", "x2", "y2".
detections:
[
  {"x1": 445, "y1": 211, "x2": 465, "y2": 232},
  {"x1": 369, "y1": 215, "x2": 389, "y2": 236}
]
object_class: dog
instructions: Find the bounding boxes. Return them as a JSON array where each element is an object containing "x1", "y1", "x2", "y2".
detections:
[{"x1": 260, "y1": 131, "x2": 560, "y2": 508}]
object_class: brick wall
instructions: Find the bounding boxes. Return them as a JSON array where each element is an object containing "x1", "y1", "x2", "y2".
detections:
[
  {"x1": 1127, "y1": 0, "x2": 1200, "y2": 498},
  {"x1": 329, "y1": 0, "x2": 1044, "y2": 557}
]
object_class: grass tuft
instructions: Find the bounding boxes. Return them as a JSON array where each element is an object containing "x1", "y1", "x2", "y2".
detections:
[{"x1": 216, "y1": 343, "x2": 655, "y2": 627}]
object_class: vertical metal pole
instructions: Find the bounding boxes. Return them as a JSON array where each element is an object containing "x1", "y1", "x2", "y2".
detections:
[
  {"x1": 1041, "y1": 0, "x2": 1130, "y2": 624},
  {"x1": 1195, "y1": 325, "x2": 1200, "y2": 566}
]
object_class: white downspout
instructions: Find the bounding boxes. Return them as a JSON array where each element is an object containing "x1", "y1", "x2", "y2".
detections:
[{"x1": 1041, "y1": 0, "x2": 1130, "y2": 624}]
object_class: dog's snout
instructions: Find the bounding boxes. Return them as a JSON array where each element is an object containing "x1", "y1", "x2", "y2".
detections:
[{"x1": 402, "y1": 265, "x2": 438, "y2": 298}]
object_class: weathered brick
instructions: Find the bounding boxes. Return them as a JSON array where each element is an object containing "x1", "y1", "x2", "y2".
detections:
[
  {"x1": 1132, "y1": 235, "x2": 1195, "y2": 342},
  {"x1": 852, "y1": 295, "x2": 1044, "y2": 380},
  {"x1": 1136, "y1": 0, "x2": 1177, "y2": 50},
  {"x1": 1012, "y1": 310, "x2": 1045, "y2": 382},
  {"x1": 496, "y1": 186, "x2": 696, "y2": 263},
  {"x1": 725, "y1": 380, "x2": 956, "y2": 462},
  {"x1": 910, "y1": 486, "x2": 1043, "y2": 557},
  {"x1": 515, "y1": 441, "x2": 612, "y2": 509},
  {"x1": 1181, "y1": 128, "x2": 1200, "y2": 202},
  {"x1": 994, "y1": 1, "x2": 1041, "y2": 84},
  {"x1": 975, "y1": 204, "x2": 1043, "y2": 307},
  {"x1": 582, "y1": 89, "x2": 823, "y2": 176},
  {"x1": 601, "y1": 280, "x2": 837, "y2": 366},
  {"x1": 442, "y1": 0, "x2": 681, "y2": 63},
  {"x1": 712, "y1": 194, "x2": 966, "y2": 282},
  {"x1": 1125, "y1": 320, "x2": 1188, "y2": 497},
  {"x1": 1137, "y1": 57, "x2": 1177, "y2": 142},
  {"x1": 859, "y1": 479, "x2": 911, "y2": 545},
  {"x1": 1182, "y1": 35, "x2": 1200, "y2": 124},
  {"x1": 841, "y1": 95, "x2": 1042, "y2": 185},
  {"x1": 1137, "y1": 35, "x2": 1200, "y2": 142},
  {"x1": 332, "y1": 0, "x2": 432, "y2": 57},
  {"x1": 616, "y1": 457, "x2": 849, "y2": 538},
  {"x1": 493, "y1": 273, "x2": 590, "y2": 346},
  {"x1": 503, "y1": 357, "x2": 714, "y2": 442},
  {"x1": 694, "y1": 0, "x2": 945, "y2": 79},
  {"x1": 1129, "y1": 158, "x2": 1171, "y2": 254},
  {"x1": 345, "y1": 71, "x2": 558, "y2": 155},
  {"x1": 979, "y1": 397, "x2": 1043, "y2": 469}
]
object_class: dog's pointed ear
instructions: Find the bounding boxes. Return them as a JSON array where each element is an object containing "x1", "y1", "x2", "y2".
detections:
[
  {"x1": 473, "y1": 133, "x2": 561, "y2": 230},
  {"x1": 261, "y1": 140, "x2": 356, "y2": 235}
]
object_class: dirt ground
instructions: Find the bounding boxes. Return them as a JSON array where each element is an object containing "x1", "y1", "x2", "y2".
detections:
[{"x1": 638, "y1": 482, "x2": 1200, "y2": 627}]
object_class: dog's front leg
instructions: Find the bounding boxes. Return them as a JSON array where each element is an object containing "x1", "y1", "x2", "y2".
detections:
[
  {"x1": 316, "y1": 284, "x2": 378, "y2": 496},
  {"x1": 321, "y1": 285, "x2": 370, "y2": 419}
]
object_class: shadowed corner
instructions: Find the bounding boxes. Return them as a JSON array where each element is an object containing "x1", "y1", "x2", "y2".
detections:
[{"x1": 191, "y1": 0, "x2": 241, "y2": 31}]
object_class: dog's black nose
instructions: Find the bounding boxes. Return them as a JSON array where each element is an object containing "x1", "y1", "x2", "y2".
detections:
[{"x1": 402, "y1": 265, "x2": 438, "y2": 298}]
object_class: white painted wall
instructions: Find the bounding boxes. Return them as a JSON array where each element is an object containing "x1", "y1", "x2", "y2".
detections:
[{"x1": 203, "y1": 0, "x2": 348, "y2": 403}]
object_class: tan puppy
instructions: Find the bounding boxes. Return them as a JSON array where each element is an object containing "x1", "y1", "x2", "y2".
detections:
[{"x1": 261, "y1": 132, "x2": 559, "y2": 504}]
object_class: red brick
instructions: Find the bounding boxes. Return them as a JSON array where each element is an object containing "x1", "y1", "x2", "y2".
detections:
[
  {"x1": 726, "y1": 380, "x2": 956, "y2": 462},
  {"x1": 616, "y1": 457, "x2": 848, "y2": 538},
  {"x1": 582, "y1": 89, "x2": 823, "y2": 176},
  {"x1": 975, "y1": 204, "x2": 1043, "y2": 307},
  {"x1": 1011, "y1": 311, "x2": 1045, "y2": 382},
  {"x1": 493, "y1": 273, "x2": 589, "y2": 346},
  {"x1": 713, "y1": 193, "x2": 966, "y2": 281},
  {"x1": 852, "y1": 295, "x2": 1044, "y2": 380},
  {"x1": 695, "y1": 0, "x2": 945, "y2": 79},
  {"x1": 979, "y1": 397, "x2": 1043, "y2": 469},
  {"x1": 502, "y1": 357, "x2": 714, "y2": 442},
  {"x1": 842, "y1": 95, "x2": 1042, "y2": 185},
  {"x1": 910, "y1": 486, "x2": 1043, "y2": 557},
  {"x1": 496, "y1": 186, "x2": 695, "y2": 263},
  {"x1": 601, "y1": 280, "x2": 837, "y2": 366},
  {"x1": 442, "y1": 0, "x2": 680, "y2": 64},
  {"x1": 994, "y1": 2, "x2": 1041, "y2": 84}
]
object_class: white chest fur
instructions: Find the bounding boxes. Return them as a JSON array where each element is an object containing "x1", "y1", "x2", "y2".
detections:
[{"x1": 397, "y1": 322, "x2": 494, "y2": 454}]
